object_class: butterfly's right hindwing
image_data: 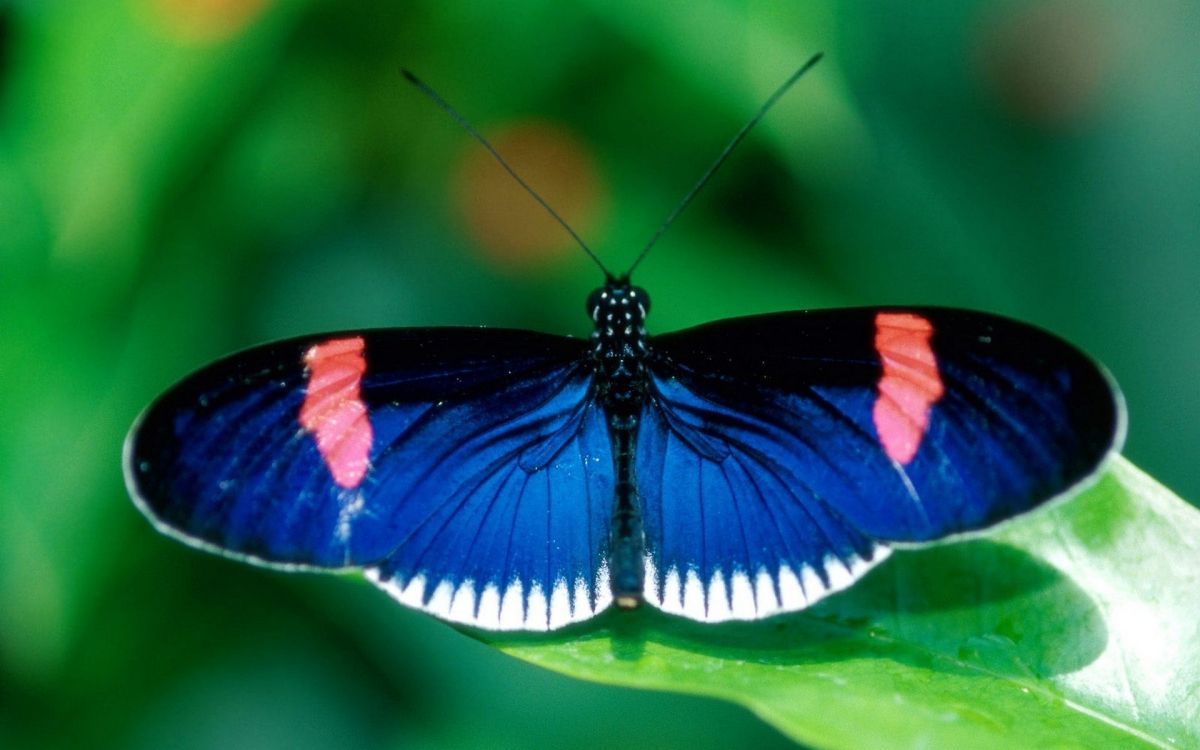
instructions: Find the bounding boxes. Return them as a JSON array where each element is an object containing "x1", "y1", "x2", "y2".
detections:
[{"x1": 126, "y1": 328, "x2": 613, "y2": 630}]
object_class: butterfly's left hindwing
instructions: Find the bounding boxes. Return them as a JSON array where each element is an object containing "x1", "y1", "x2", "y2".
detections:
[
  {"x1": 639, "y1": 307, "x2": 1121, "y2": 622},
  {"x1": 126, "y1": 329, "x2": 614, "y2": 630}
]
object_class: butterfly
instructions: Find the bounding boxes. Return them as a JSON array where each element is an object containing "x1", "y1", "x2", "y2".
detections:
[{"x1": 123, "y1": 56, "x2": 1124, "y2": 631}]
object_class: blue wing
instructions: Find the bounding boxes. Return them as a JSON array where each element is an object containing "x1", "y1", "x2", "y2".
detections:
[
  {"x1": 126, "y1": 328, "x2": 613, "y2": 630},
  {"x1": 638, "y1": 307, "x2": 1122, "y2": 622}
]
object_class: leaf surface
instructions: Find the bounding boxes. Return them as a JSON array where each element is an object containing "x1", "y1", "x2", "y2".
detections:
[{"x1": 486, "y1": 457, "x2": 1200, "y2": 749}]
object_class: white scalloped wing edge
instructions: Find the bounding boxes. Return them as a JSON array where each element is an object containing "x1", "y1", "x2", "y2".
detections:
[
  {"x1": 640, "y1": 548, "x2": 892, "y2": 623},
  {"x1": 364, "y1": 565, "x2": 614, "y2": 631}
]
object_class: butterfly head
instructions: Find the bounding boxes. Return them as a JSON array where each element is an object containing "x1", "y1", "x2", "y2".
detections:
[{"x1": 587, "y1": 282, "x2": 651, "y2": 328}]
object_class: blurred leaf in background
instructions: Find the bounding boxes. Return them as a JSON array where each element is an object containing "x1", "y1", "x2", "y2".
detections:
[{"x1": 0, "y1": 1, "x2": 1195, "y2": 749}]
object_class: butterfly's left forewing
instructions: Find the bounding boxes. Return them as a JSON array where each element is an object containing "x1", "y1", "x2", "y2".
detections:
[
  {"x1": 127, "y1": 328, "x2": 613, "y2": 630},
  {"x1": 639, "y1": 307, "x2": 1121, "y2": 622}
]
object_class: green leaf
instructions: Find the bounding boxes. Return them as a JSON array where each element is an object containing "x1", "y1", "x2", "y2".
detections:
[{"x1": 484, "y1": 457, "x2": 1200, "y2": 749}]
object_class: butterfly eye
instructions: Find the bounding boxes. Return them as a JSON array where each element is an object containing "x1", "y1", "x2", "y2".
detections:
[
  {"x1": 630, "y1": 287, "x2": 651, "y2": 315},
  {"x1": 586, "y1": 288, "x2": 606, "y2": 316}
]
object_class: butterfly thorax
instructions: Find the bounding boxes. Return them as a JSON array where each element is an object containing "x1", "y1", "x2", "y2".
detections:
[
  {"x1": 587, "y1": 280, "x2": 651, "y2": 608},
  {"x1": 588, "y1": 282, "x2": 651, "y2": 420}
]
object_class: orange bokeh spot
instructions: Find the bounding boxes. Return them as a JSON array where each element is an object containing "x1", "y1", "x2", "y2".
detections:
[
  {"x1": 975, "y1": 0, "x2": 1114, "y2": 127},
  {"x1": 453, "y1": 119, "x2": 606, "y2": 272},
  {"x1": 141, "y1": 0, "x2": 269, "y2": 44}
]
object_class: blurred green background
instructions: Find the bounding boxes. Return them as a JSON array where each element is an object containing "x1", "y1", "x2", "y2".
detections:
[{"x1": 1, "y1": 1, "x2": 1196, "y2": 748}]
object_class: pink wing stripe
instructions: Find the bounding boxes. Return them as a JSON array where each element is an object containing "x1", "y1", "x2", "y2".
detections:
[
  {"x1": 300, "y1": 336, "x2": 373, "y2": 488},
  {"x1": 872, "y1": 312, "x2": 944, "y2": 464}
]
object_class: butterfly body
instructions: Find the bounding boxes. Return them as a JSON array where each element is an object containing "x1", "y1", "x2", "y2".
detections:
[
  {"x1": 127, "y1": 295, "x2": 1122, "y2": 631},
  {"x1": 588, "y1": 281, "x2": 653, "y2": 607}
]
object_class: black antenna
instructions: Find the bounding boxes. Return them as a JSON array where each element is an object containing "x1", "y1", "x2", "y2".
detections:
[
  {"x1": 624, "y1": 52, "x2": 824, "y2": 279},
  {"x1": 401, "y1": 70, "x2": 613, "y2": 279}
]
